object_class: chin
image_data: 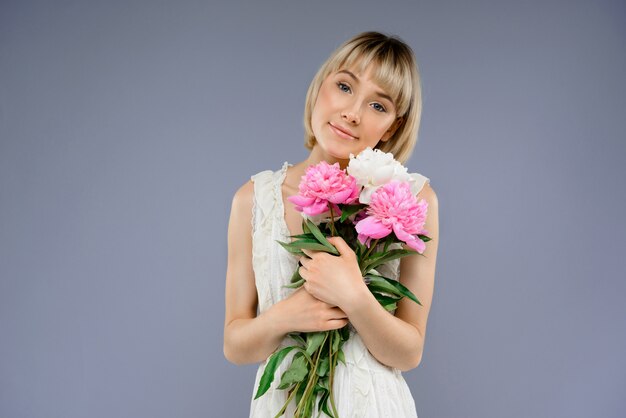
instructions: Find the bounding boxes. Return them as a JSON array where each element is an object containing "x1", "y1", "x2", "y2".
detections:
[{"x1": 324, "y1": 141, "x2": 353, "y2": 161}]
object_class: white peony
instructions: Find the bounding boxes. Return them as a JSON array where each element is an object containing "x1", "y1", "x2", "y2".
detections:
[{"x1": 347, "y1": 147, "x2": 424, "y2": 203}]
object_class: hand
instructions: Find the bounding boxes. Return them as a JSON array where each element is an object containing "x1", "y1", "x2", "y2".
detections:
[
  {"x1": 274, "y1": 287, "x2": 349, "y2": 333},
  {"x1": 299, "y1": 236, "x2": 367, "y2": 311}
]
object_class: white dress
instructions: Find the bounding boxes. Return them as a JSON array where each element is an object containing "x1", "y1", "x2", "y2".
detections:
[{"x1": 248, "y1": 161, "x2": 430, "y2": 418}]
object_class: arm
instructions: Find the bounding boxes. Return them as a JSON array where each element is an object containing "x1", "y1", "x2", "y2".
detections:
[
  {"x1": 223, "y1": 180, "x2": 350, "y2": 365},
  {"x1": 223, "y1": 180, "x2": 288, "y2": 365},
  {"x1": 342, "y1": 183, "x2": 439, "y2": 372}
]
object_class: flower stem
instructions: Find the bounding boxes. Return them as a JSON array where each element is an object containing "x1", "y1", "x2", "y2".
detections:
[
  {"x1": 328, "y1": 205, "x2": 337, "y2": 237},
  {"x1": 328, "y1": 330, "x2": 340, "y2": 418},
  {"x1": 363, "y1": 238, "x2": 379, "y2": 261},
  {"x1": 383, "y1": 238, "x2": 390, "y2": 253},
  {"x1": 274, "y1": 381, "x2": 302, "y2": 418},
  {"x1": 295, "y1": 332, "x2": 329, "y2": 416}
]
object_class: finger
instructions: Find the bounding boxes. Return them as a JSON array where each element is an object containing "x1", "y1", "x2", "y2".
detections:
[
  {"x1": 330, "y1": 307, "x2": 348, "y2": 318},
  {"x1": 326, "y1": 236, "x2": 352, "y2": 257},
  {"x1": 327, "y1": 318, "x2": 349, "y2": 330},
  {"x1": 303, "y1": 281, "x2": 314, "y2": 295},
  {"x1": 299, "y1": 265, "x2": 308, "y2": 279}
]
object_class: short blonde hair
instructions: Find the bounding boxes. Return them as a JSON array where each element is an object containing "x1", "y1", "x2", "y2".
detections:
[{"x1": 303, "y1": 31, "x2": 422, "y2": 164}]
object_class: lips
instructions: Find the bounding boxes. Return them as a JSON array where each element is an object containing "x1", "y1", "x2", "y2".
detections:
[{"x1": 329, "y1": 123, "x2": 358, "y2": 140}]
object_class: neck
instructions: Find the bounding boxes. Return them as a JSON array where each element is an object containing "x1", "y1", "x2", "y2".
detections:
[{"x1": 303, "y1": 144, "x2": 350, "y2": 170}]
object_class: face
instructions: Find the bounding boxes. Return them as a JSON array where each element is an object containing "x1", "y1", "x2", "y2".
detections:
[{"x1": 310, "y1": 63, "x2": 402, "y2": 161}]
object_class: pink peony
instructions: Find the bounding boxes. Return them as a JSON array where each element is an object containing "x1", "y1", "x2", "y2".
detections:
[
  {"x1": 287, "y1": 161, "x2": 360, "y2": 216},
  {"x1": 354, "y1": 180, "x2": 429, "y2": 253}
]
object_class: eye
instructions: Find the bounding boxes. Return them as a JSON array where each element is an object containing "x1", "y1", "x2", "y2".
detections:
[
  {"x1": 371, "y1": 103, "x2": 387, "y2": 113},
  {"x1": 337, "y1": 82, "x2": 351, "y2": 93}
]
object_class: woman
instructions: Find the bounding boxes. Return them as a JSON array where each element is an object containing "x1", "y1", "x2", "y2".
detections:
[{"x1": 224, "y1": 31, "x2": 439, "y2": 417}]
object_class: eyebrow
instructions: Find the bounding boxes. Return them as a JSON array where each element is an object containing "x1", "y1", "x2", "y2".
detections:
[{"x1": 336, "y1": 69, "x2": 394, "y2": 104}]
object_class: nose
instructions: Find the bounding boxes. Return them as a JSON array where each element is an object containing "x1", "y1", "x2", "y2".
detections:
[{"x1": 341, "y1": 102, "x2": 361, "y2": 125}]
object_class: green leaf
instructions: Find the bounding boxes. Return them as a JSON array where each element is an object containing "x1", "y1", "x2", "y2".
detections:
[
  {"x1": 277, "y1": 353, "x2": 309, "y2": 389},
  {"x1": 337, "y1": 349, "x2": 345, "y2": 365},
  {"x1": 297, "y1": 379, "x2": 316, "y2": 417},
  {"x1": 373, "y1": 292, "x2": 401, "y2": 311},
  {"x1": 254, "y1": 346, "x2": 297, "y2": 399},
  {"x1": 289, "y1": 233, "x2": 316, "y2": 240},
  {"x1": 302, "y1": 219, "x2": 311, "y2": 234},
  {"x1": 283, "y1": 278, "x2": 305, "y2": 289},
  {"x1": 297, "y1": 240, "x2": 338, "y2": 252},
  {"x1": 382, "y1": 237, "x2": 391, "y2": 254},
  {"x1": 295, "y1": 375, "x2": 307, "y2": 406},
  {"x1": 379, "y1": 299, "x2": 398, "y2": 311},
  {"x1": 317, "y1": 375, "x2": 330, "y2": 390},
  {"x1": 339, "y1": 325, "x2": 350, "y2": 341},
  {"x1": 287, "y1": 332, "x2": 307, "y2": 347},
  {"x1": 338, "y1": 203, "x2": 366, "y2": 222},
  {"x1": 317, "y1": 356, "x2": 329, "y2": 377},
  {"x1": 317, "y1": 389, "x2": 332, "y2": 418},
  {"x1": 331, "y1": 330, "x2": 341, "y2": 354},
  {"x1": 320, "y1": 393, "x2": 334, "y2": 418},
  {"x1": 384, "y1": 302, "x2": 398, "y2": 311},
  {"x1": 276, "y1": 240, "x2": 305, "y2": 255},
  {"x1": 291, "y1": 267, "x2": 303, "y2": 283},
  {"x1": 306, "y1": 332, "x2": 327, "y2": 356},
  {"x1": 366, "y1": 274, "x2": 422, "y2": 306},
  {"x1": 355, "y1": 240, "x2": 367, "y2": 259},
  {"x1": 363, "y1": 249, "x2": 418, "y2": 272},
  {"x1": 314, "y1": 380, "x2": 327, "y2": 394},
  {"x1": 366, "y1": 274, "x2": 407, "y2": 298},
  {"x1": 418, "y1": 234, "x2": 431, "y2": 242},
  {"x1": 305, "y1": 219, "x2": 339, "y2": 255}
]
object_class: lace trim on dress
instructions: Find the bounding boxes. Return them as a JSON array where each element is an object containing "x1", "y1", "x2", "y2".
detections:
[
  {"x1": 274, "y1": 161, "x2": 292, "y2": 239},
  {"x1": 250, "y1": 169, "x2": 276, "y2": 314},
  {"x1": 250, "y1": 169, "x2": 271, "y2": 238}
]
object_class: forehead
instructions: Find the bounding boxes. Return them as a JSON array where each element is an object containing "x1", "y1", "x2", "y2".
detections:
[
  {"x1": 338, "y1": 64, "x2": 375, "y2": 80},
  {"x1": 341, "y1": 53, "x2": 390, "y2": 77},
  {"x1": 331, "y1": 60, "x2": 399, "y2": 102},
  {"x1": 335, "y1": 58, "x2": 380, "y2": 79},
  {"x1": 332, "y1": 66, "x2": 377, "y2": 87}
]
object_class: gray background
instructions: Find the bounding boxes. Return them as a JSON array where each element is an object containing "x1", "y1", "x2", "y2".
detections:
[{"x1": 1, "y1": 0, "x2": 625, "y2": 417}]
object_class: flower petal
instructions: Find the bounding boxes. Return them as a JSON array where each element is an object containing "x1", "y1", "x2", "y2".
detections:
[
  {"x1": 287, "y1": 195, "x2": 316, "y2": 207},
  {"x1": 355, "y1": 216, "x2": 391, "y2": 239},
  {"x1": 302, "y1": 201, "x2": 329, "y2": 216},
  {"x1": 406, "y1": 237, "x2": 426, "y2": 253}
]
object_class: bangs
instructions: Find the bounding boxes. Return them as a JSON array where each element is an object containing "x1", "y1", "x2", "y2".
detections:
[{"x1": 327, "y1": 42, "x2": 414, "y2": 117}]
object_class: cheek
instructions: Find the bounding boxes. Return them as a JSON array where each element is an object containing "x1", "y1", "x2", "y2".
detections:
[
  {"x1": 315, "y1": 87, "x2": 332, "y2": 112},
  {"x1": 380, "y1": 117, "x2": 398, "y2": 135},
  {"x1": 319, "y1": 79, "x2": 341, "y2": 107},
  {"x1": 311, "y1": 90, "x2": 332, "y2": 126},
  {"x1": 363, "y1": 117, "x2": 392, "y2": 139}
]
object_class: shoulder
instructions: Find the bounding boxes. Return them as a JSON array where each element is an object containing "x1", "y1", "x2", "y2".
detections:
[
  {"x1": 230, "y1": 163, "x2": 282, "y2": 216},
  {"x1": 230, "y1": 179, "x2": 254, "y2": 218},
  {"x1": 416, "y1": 182, "x2": 439, "y2": 242},
  {"x1": 231, "y1": 165, "x2": 277, "y2": 209},
  {"x1": 417, "y1": 181, "x2": 438, "y2": 209}
]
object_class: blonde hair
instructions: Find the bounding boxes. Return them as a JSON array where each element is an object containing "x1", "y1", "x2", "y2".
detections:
[{"x1": 303, "y1": 31, "x2": 422, "y2": 164}]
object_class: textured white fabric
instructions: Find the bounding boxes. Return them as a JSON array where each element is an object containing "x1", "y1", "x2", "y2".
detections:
[{"x1": 248, "y1": 161, "x2": 430, "y2": 418}]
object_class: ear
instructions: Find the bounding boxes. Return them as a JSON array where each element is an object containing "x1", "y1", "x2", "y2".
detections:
[{"x1": 380, "y1": 116, "x2": 404, "y2": 142}]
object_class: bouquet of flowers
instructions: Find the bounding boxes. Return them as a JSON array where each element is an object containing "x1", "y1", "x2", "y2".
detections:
[{"x1": 254, "y1": 148, "x2": 431, "y2": 418}]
